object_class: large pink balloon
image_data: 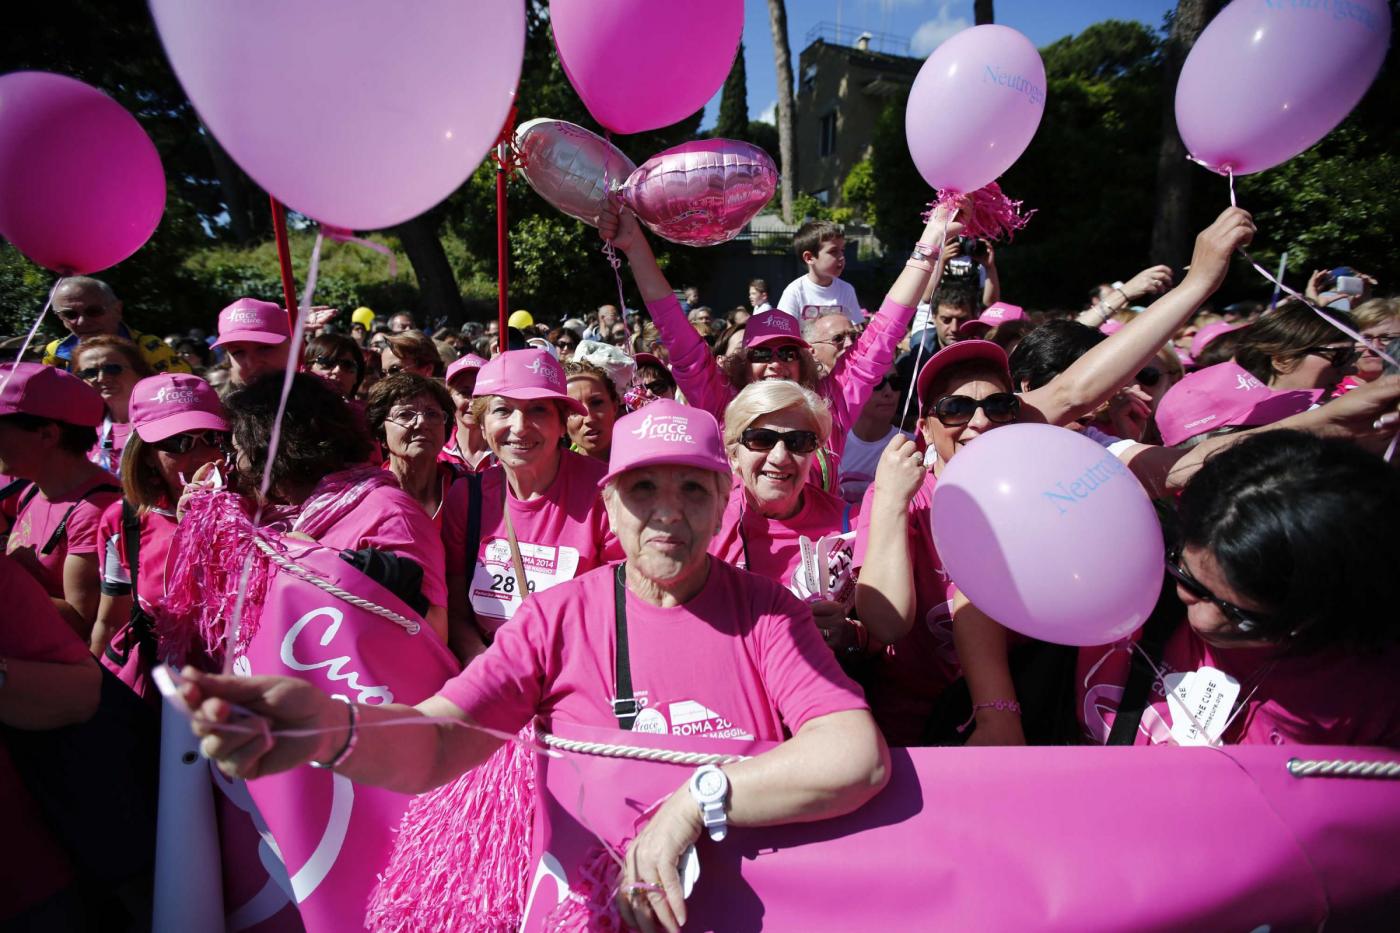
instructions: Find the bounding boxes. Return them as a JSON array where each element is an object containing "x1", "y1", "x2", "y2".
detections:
[
  {"x1": 551, "y1": 0, "x2": 743, "y2": 135},
  {"x1": 930, "y1": 424, "x2": 1164, "y2": 647},
  {"x1": 1176, "y1": 0, "x2": 1391, "y2": 176},
  {"x1": 622, "y1": 140, "x2": 777, "y2": 248},
  {"x1": 514, "y1": 119, "x2": 636, "y2": 227},
  {"x1": 150, "y1": 0, "x2": 523, "y2": 231},
  {"x1": 0, "y1": 72, "x2": 165, "y2": 275},
  {"x1": 905, "y1": 25, "x2": 1046, "y2": 194}
]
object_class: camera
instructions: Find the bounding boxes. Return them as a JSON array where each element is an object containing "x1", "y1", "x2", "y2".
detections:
[{"x1": 954, "y1": 236, "x2": 989, "y2": 263}]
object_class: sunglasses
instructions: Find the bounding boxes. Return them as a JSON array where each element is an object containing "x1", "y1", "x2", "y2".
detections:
[
  {"x1": 814, "y1": 331, "x2": 858, "y2": 348},
  {"x1": 746, "y1": 345, "x2": 803, "y2": 364},
  {"x1": 930, "y1": 392, "x2": 1020, "y2": 426},
  {"x1": 1305, "y1": 345, "x2": 1360, "y2": 368},
  {"x1": 74, "y1": 362, "x2": 129, "y2": 382},
  {"x1": 58, "y1": 305, "x2": 108, "y2": 322},
  {"x1": 386, "y1": 408, "x2": 450, "y2": 428},
  {"x1": 152, "y1": 430, "x2": 228, "y2": 455},
  {"x1": 874, "y1": 373, "x2": 902, "y2": 392},
  {"x1": 312, "y1": 356, "x2": 360, "y2": 372},
  {"x1": 1165, "y1": 549, "x2": 1265, "y2": 636},
  {"x1": 557, "y1": 341, "x2": 578, "y2": 351},
  {"x1": 739, "y1": 427, "x2": 820, "y2": 454},
  {"x1": 642, "y1": 379, "x2": 673, "y2": 396}
]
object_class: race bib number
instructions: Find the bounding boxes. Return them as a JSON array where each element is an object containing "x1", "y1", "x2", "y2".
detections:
[
  {"x1": 788, "y1": 531, "x2": 858, "y2": 608},
  {"x1": 469, "y1": 538, "x2": 581, "y2": 626}
]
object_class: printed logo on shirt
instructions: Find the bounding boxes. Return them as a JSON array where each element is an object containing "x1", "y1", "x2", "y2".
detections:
[
  {"x1": 665, "y1": 700, "x2": 754, "y2": 740},
  {"x1": 629, "y1": 413, "x2": 694, "y2": 445}
]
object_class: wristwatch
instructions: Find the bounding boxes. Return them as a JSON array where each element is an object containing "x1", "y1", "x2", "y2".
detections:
[{"x1": 688, "y1": 764, "x2": 730, "y2": 842}]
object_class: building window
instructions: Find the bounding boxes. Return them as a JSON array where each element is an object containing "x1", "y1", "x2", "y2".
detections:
[
  {"x1": 802, "y1": 63, "x2": 817, "y2": 90},
  {"x1": 820, "y1": 112, "x2": 837, "y2": 157},
  {"x1": 814, "y1": 189, "x2": 830, "y2": 206}
]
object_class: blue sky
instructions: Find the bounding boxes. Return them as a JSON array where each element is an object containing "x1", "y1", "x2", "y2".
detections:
[{"x1": 700, "y1": 0, "x2": 1177, "y2": 128}]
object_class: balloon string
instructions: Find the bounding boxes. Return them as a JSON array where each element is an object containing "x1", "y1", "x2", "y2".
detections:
[
  {"x1": 899, "y1": 208, "x2": 955, "y2": 428},
  {"x1": 321, "y1": 226, "x2": 398, "y2": 278},
  {"x1": 601, "y1": 129, "x2": 634, "y2": 349},
  {"x1": 1, "y1": 274, "x2": 64, "y2": 394}
]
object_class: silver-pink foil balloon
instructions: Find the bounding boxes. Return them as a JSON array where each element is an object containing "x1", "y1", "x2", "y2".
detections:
[
  {"x1": 513, "y1": 118, "x2": 636, "y2": 226},
  {"x1": 621, "y1": 140, "x2": 777, "y2": 247}
]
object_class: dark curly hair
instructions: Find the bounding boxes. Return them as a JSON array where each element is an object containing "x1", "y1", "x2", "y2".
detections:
[
  {"x1": 365, "y1": 372, "x2": 453, "y2": 443},
  {"x1": 225, "y1": 373, "x2": 374, "y2": 500}
]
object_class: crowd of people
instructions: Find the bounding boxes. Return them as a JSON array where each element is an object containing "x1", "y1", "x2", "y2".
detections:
[{"x1": 2, "y1": 200, "x2": 1398, "y2": 931}]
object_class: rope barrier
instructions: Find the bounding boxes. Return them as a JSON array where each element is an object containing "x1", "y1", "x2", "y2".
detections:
[
  {"x1": 1285, "y1": 757, "x2": 1400, "y2": 780},
  {"x1": 538, "y1": 730, "x2": 750, "y2": 767},
  {"x1": 250, "y1": 536, "x2": 421, "y2": 635}
]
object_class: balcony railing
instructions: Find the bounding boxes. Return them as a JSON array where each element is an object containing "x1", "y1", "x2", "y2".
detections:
[{"x1": 802, "y1": 22, "x2": 911, "y2": 56}]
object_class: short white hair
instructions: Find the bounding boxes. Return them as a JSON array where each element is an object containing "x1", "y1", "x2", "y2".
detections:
[
  {"x1": 722, "y1": 380, "x2": 833, "y2": 448},
  {"x1": 800, "y1": 309, "x2": 849, "y2": 342}
]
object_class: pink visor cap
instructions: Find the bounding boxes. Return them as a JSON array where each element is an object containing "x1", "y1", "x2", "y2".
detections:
[
  {"x1": 129, "y1": 374, "x2": 229, "y2": 443},
  {"x1": 473, "y1": 348, "x2": 586, "y2": 416},
  {"x1": 915, "y1": 340, "x2": 1012, "y2": 410},
  {"x1": 743, "y1": 310, "x2": 810, "y2": 350},
  {"x1": 213, "y1": 298, "x2": 290, "y2": 348},
  {"x1": 1155, "y1": 362, "x2": 1321, "y2": 447},
  {"x1": 1189, "y1": 322, "x2": 1244, "y2": 360},
  {"x1": 958, "y1": 302, "x2": 1025, "y2": 337},
  {"x1": 445, "y1": 353, "x2": 488, "y2": 388},
  {"x1": 0, "y1": 362, "x2": 104, "y2": 426},
  {"x1": 598, "y1": 400, "x2": 729, "y2": 488}
]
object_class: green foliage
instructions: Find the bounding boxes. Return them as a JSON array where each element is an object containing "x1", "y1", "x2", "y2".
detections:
[
  {"x1": 841, "y1": 158, "x2": 877, "y2": 228},
  {"x1": 715, "y1": 43, "x2": 749, "y2": 141},
  {"x1": 868, "y1": 98, "x2": 930, "y2": 251}
]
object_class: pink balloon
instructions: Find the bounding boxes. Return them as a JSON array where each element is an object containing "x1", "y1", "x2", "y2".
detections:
[
  {"x1": 930, "y1": 424, "x2": 1164, "y2": 647},
  {"x1": 621, "y1": 140, "x2": 777, "y2": 248},
  {"x1": 150, "y1": 0, "x2": 524, "y2": 231},
  {"x1": 551, "y1": 0, "x2": 743, "y2": 135},
  {"x1": 514, "y1": 118, "x2": 636, "y2": 227},
  {"x1": 0, "y1": 72, "x2": 165, "y2": 275},
  {"x1": 905, "y1": 25, "x2": 1046, "y2": 194},
  {"x1": 1176, "y1": 0, "x2": 1391, "y2": 176}
]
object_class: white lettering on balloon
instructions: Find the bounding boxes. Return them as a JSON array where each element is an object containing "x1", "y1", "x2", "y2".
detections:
[{"x1": 280, "y1": 607, "x2": 394, "y2": 705}]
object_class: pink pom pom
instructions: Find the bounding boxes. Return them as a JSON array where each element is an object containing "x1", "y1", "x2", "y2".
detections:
[
  {"x1": 923, "y1": 181, "x2": 1034, "y2": 242},
  {"x1": 543, "y1": 842, "x2": 627, "y2": 933}
]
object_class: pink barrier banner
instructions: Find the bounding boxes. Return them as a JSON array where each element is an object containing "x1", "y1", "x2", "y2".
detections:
[
  {"x1": 237, "y1": 540, "x2": 459, "y2": 933},
  {"x1": 523, "y1": 722, "x2": 1400, "y2": 931}
]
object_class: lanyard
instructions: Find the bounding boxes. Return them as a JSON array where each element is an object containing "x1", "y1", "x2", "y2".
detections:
[{"x1": 611, "y1": 563, "x2": 638, "y2": 730}]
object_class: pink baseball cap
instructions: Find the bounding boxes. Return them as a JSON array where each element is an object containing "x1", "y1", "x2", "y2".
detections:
[
  {"x1": 598, "y1": 400, "x2": 729, "y2": 488},
  {"x1": 445, "y1": 353, "x2": 488, "y2": 388},
  {"x1": 634, "y1": 352, "x2": 666, "y2": 369},
  {"x1": 1154, "y1": 362, "x2": 1321, "y2": 447},
  {"x1": 915, "y1": 340, "x2": 1011, "y2": 410},
  {"x1": 957, "y1": 302, "x2": 1025, "y2": 338},
  {"x1": 128, "y1": 374, "x2": 229, "y2": 443},
  {"x1": 213, "y1": 298, "x2": 290, "y2": 347},
  {"x1": 473, "y1": 348, "x2": 586, "y2": 416},
  {"x1": 0, "y1": 362, "x2": 104, "y2": 426},
  {"x1": 1189, "y1": 322, "x2": 1244, "y2": 360},
  {"x1": 742, "y1": 310, "x2": 810, "y2": 350}
]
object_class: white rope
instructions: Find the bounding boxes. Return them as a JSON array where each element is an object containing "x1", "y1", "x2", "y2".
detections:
[
  {"x1": 539, "y1": 730, "x2": 750, "y2": 767},
  {"x1": 1285, "y1": 757, "x2": 1400, "y2": 780},
  {"x1": 250, "y1": 536, "x2": 421, "y2": 635}
]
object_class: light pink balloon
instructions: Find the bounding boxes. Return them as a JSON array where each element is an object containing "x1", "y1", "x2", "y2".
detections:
[
  {"x1": 0, "y1": 72, "x2": 165, "y2": 275},
  {"x1": 514, "y1": 118, "x2": 636, "y2": 227},
  {"x1": 150, "y1": 0, "x2": 524, "y2": 231},
  {"x1": 621, "y1": 140, "x2": 777, "y2": 248},
  {"x1": 1176, "y1": 0, "x2": 1391, "y2": 176},
  {"x1": 930, "y1": 424, "x2": 1164, "y2": 647},
  {"x1": 551, "y1": 0, "x2": 743, "y2": 135},
  {"x1": 905, "y1": 25, "x2": 1046, "y2": 194}
]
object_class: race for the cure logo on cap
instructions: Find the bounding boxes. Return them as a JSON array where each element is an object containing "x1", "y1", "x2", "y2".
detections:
[
  {"x1": 630, "y1": 413, "x2": 694, "y2": 444},
  {"x1": 767, "y1": 314, "x2": 794, "y2": 333},
  {"x1": 1234, "y1": 372, "x2": 1264, "y2": 392},
  {"x1": 525, "y1": 356, "x2": 560, "y2": 386},
  {"x1": 230, "y1": 308, "x2": 264, "y2": 324},
  {"x1": 151, "y1": 385, "x2": 198, "y2": 406}
]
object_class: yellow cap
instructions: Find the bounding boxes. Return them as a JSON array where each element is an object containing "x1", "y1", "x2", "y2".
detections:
[
  {"x1": 508, "y1": 309, "x2": 534, "y2": 330},
  {"x1": 351, "y1": 306, "x2": 375, "y2": 328}
]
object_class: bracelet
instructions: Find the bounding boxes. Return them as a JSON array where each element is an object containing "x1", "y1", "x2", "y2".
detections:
[
  {"x1": 912, "y1": 240, "x2": 940, "y2": 259},
  {"x1": 906, "y1": 257, "x2": 935, "y2": 272},
  {"x1": 844, "y1": 619, "x2": 871, "y2": 657},
  {"x1": 956, "y1": 699, "x2": 1021, "y2": 734},
  {"x1": 1113, "y1": 286, "x2": 1130, "y2": 306},
  {"x1": 311, "y1": 700, "x2": 359, "y2": 769}
]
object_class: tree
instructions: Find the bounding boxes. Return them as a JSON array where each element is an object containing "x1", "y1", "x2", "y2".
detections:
[
  {"x1": 715, "y1": 42, "x2": 749, "y2": 141},
  {"x1": 974, "y1": 1, "x2": 995, "y2": 26},
  {"x1": 766, "y1": 0, "x2": 798, "y2": 223}
]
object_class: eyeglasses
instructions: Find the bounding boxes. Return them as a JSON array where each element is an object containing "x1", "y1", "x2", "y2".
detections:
[
  {"x1": 930, "y1": 392, "x2": 1021, "y2": 426},
  {"x1": 74, "y1": 362, "x2": 129, "y2": 382},
  {"x1": 386, "y1": 408, "x2": 450, "y2": 428},
  {"x1": 738, "y1": 427, "x2": 820, "y2": 454},
  {"x1": 57, "y1": 305, "x2": 108, "y2": 323},
  {"x1": 1135, "y1": 366, "x2": 1162, "y2": 388},
  {"x1": 384, "y1": 364, "x2": 414, "y2": 376},
  {"x1": 556, "y1": 341, "x2": 578, "y2": 352},
  {"x1": 642, "y1": 379, "x2": 673, "y2": 396},
  {"x1": 1165, "y1": 549, "x2": 1266, "y2": 636},
  {"x1": 874, "y1": 373, "x2": 902, "y2": 392},
  {"x1": 813, "y1": 331, "x2": 858, "y2": 349},
  {"x1": 152, "y1": 430, "x2": 228, "y2": 455},
  {"x1": 1304, "y1": 345, "x2": 1360, "y2": 368},
  {"x1": 311, "y1": 356, "x2": 359, "y2": 372},
  {"x1": 746, "y1": 346, "x2": 803, "y2": 364}
]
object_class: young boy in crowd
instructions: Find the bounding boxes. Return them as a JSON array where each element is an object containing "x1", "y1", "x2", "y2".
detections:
[{"x1": 776, "y1": 220, "x2": 862, "y2": 324}]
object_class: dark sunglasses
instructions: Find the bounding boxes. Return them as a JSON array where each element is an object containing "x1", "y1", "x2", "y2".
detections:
[
  {"x1": 746, "y1": 345, "x2": 803, "y2": 364},
  {"x1": 152, "y1": 430, "x2": 229, "y2": 455},
  {"x1": 311, "y1": 356, "x2": 360, "y2": 372},
  {"x1": 930, "y1": 392, "x2": 1020, "y2": 426},
  {"x1": 1164, "y1": 549, "x2": 1265, "y2": 636},
  {"x1": 74, "y1": 363, "x2": 129, "y2": 381},
  {"x1": 1135, "y1": 366, "x2": 1162, "y2": 388},
  {"x1": 874, "y1": 373, "x2": 903, "y2": 392},
  {"x1": 1305, "y1": 345, "x2": 1360, "y2": 368},
  {"x1": 58, "y1": 305, "x2": 108, "y2": 322},
  {"x1": 556, "y1": 341, "x2": 578, "y2": 351},
  {"x1": 643, "y1": 379, "x2": 673, "y2": 396},
  {"x1": 739, "y1": 427, "x2": 820, "y2": 454}
]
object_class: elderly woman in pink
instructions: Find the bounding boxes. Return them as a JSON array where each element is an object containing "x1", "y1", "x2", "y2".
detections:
[
  {"x1": 440, "y1": 349, "x2": 618, "y2": 663},
  {"x1": 185, "y1": 400, "x2": 888, "y2": 933}
]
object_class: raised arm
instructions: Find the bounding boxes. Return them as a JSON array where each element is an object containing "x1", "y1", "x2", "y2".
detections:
[
  {"x1": 1076, "y1": 265, "x2": 1174, "y2": 329},
  {"x1": 853, "y1": 436, "x2": 926, "y2": 643}
]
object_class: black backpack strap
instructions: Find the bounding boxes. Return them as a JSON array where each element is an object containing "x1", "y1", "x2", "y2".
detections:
[
  {"x1": 39, "y1": 483, "x2": 121, "y2": 556},
  {"x1": 1106, "y1": 575, "x2": 1183, "y2": 746},
  {"x1": 460, "y1": 471, "x2": 488, "y2": 643},
  {"x1": 611, "y1": 564, "x2": 638, "y2": 730},
  {"x1": 0, "y1": 478, "x2": 33, "y2": 503},
  {"x1": 121, "y1": 499, "x2": 142, "y2": 612}
]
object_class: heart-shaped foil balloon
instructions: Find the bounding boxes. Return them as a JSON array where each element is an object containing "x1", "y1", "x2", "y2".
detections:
[
  {"x1": 621, "y1": 140, "x2": 778, "y2": 247},
  {"x1": 514, "y1": 118, "x2": 636, "y2": 227}
]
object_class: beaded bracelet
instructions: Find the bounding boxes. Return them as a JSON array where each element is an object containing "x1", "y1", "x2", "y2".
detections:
[
  {"x1": 956, "y1": 699, "x2": 1022, "y2": 734},
  {"x1": 311, "y1": 700, "x2": 359, "y2": 769}
]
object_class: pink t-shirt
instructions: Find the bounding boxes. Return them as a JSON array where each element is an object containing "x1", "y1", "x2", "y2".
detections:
[
  {"x1": 854, "y1": 472, "x2": 961, "y2": 746},
  {"x1": 437, "y1": 559, "x2": 868, "y2": 740},
  {"x1": 5, "y1": 472, "x2": 120, "y2": 598},
  {"x1": 1077, "y1": 623, "x2": 1400, "y2": 747},
  {"x1": 710, "y1": 482, "x2": 851, "y2": 587},
  {"x1": 314, "y1": 483, "x2": 449, "y2": 609},
  {"x1": 88, "y1": 418, "x2": 132, "y2": 476},
  {"x1": 441, "y1": 451, "x2": 619, "y2": 638},
  {"x1": 96, "y1": 502, "x2": 178, "y2": 616}
]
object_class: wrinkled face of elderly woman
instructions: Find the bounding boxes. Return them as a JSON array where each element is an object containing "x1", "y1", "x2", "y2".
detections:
[{"x1": 603, "y1": 466, "x2": 730, "y2": 583}]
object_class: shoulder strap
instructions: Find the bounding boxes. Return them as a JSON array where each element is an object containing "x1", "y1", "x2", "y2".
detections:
[
  {"x1": 464, "y1": 471, "x2": 483, "y2": 576},
  {"x1": 0, "y1": 478, "x2": 33, "y2": 503},
  {"x1": 500, "y1": 482, "x2": 530, "y2": 599},
  {"x1": 1106, "y1": 577, "x2": 1183, "y2": 746},
  {"x1": 14, "y1": 482, "x2": 40, "y2": 511},
  {"x1": 612, "y1": 563, "x2": 638, "y2": 730},
  {"x1": 121, "y1": 499, "x2": 141, "y2": 609},
  {"x1": 40, "y1": 483, "x2": 121, "y2": 556}
]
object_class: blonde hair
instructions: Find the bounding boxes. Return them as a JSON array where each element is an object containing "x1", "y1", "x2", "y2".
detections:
[
  {"x1": 120, "y1": 434, "x2": 168, "y2": 511},
  {"x1": 722, "y1": 380, "x2": 832, "y2": 449},
  {"x1": 1351, "y1": 297, "x2": 1400, "y2": 331}
]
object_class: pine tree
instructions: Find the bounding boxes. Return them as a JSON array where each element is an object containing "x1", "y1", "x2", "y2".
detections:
[{"x1": 714, "y1": 42, "x2": 748, "y2": 141}]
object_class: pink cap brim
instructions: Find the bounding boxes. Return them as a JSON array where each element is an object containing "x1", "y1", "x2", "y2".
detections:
[
  {"x1": 957, "y1": 320, "x2": 994, "y2": 337},
  {"x1": 745, "y1": 333, "x2": 810, "y2": 350},
  {"x1": 212, "y1": 330, "x2": 287, "y2": 348},
  {"x1": 486, "y1": 385, "x2": 587, "y2": 417},
  {"x1": 915, "y1": 339, "x2": 1012, "y2": 408},
  {"x1": 134, "y1": 410, "x2": 230, "y2": 443},
  {"x1": 597, "y1": 453, "x2": 731, "y2": 490}
]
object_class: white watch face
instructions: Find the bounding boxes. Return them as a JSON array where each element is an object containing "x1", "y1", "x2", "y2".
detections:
[{"x1": 696, "y1": 770, "x2": 725, "y2": 798}]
